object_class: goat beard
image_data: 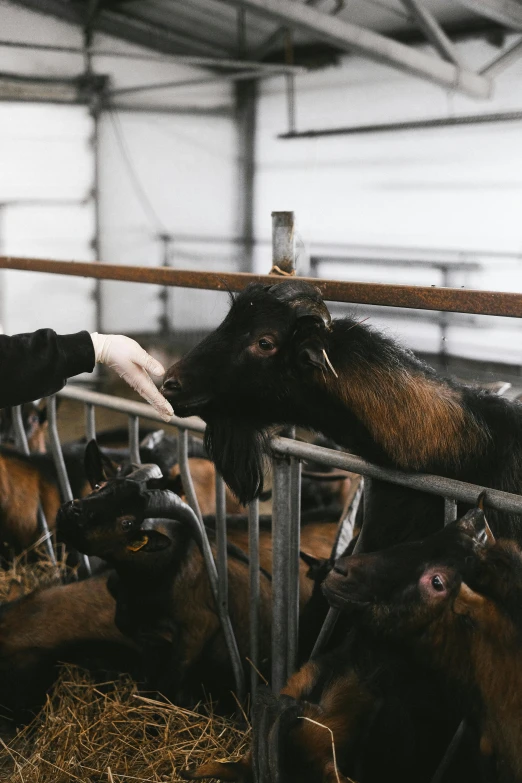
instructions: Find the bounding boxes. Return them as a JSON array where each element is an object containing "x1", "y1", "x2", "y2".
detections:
[{"x1": 204, "y1": 416, "x2": 270, "y2": 505}]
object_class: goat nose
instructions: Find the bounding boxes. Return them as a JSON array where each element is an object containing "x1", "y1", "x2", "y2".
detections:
[
  {"x1": 162, "y1": 378, "x2": 182, "y2": 394},
  {"x1": 333, "y1": 562, "x2": 349, "y2": 577}
]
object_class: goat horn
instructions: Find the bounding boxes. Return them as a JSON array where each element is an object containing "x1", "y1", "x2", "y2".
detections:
[
  {"x1": 125, "y1": 463, "x2": 163, "y2": 483},
  {"x1": 268, "y1": 280, "x2": 332, "y2": 330}
]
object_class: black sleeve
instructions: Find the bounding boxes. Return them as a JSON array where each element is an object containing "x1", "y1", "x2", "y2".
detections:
[{"x1": 0, "y1": 329, "x2": 95, "y2": 408}]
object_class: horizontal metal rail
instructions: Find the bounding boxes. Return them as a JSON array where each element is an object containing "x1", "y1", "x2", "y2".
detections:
[
  {"x1": 272, "y1": 438, "x2": 522, "y2": 516},
  {"x1": 4, "y1": 256, "x2": 522, "y2": 317},
  {"x1": 58, "y1": 387, "x2": 522, "y2": 517}
]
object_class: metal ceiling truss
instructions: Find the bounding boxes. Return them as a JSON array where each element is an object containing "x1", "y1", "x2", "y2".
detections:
[
  {"x1": 456, "y1": 0, "x2": 522, "y2": 31},
  {"x1": 8, "y1": 0, "x2": 232, "y2": 57},
  {"x1": 216, "y1": 0, "x2": 492, "y2": 97}
]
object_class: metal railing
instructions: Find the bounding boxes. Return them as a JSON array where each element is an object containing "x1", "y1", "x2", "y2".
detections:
[
  {"x1": 4, "y1": 211, "x2": 522, "y2": 705},
  {"x1": 12, "y1": 381, "x2": 522, "y2": 704}
]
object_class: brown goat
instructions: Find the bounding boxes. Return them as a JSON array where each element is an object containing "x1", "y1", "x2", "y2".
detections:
[
  {"x1": 324, "y1": 508, "x2": 522, "y2": 782},
  {"x1": 0, "y1": 572, "x2": 139, "y2": 721}
]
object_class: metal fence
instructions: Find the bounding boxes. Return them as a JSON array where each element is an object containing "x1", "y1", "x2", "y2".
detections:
[{"x1": 4, "y1": 211, "x2": 522, "y2": 704}]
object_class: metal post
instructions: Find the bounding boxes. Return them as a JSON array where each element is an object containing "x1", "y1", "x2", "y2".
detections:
[
  {"x1": 215, "y1": 471, "x2": 230, "y2": 643},
  {"x1": 128, "y1": 415, "x2": 141, "y2": 465},
  {"x1": 90, "y1": 95, "x2": 103, "y2": 333},
  {"x1": 235, "y1": 80, "x2": 257, "y2": 273},
  {"x1": 271, "y1": 211, "x2": 295, "y2": 276},
  {"x1": 47, "y1": 396, "x2": 91, "y2": 575},
  {"x1": 85, "y1": 403, "x2": 96, "y2": 442},
  {"x1": 271, "y1": 455, "x2": 292, "y2": 693},
  {"x1": 158, "y1": 233, "x2": 172, "y2": 335},
  {"x1": 178, "y1": 428, "x2": 203, "y2": 523},
  {"x1": 287, "y1": 456, "x2": 301, "y2": 678},
  {"x1": 248, "y1": 497, "x2": 260, "y2": 699},
  {"x1": 12, "y1": 405, "x2": 57, "y2": 565},
  {"x1": 444, "y1": 498, "x2": 458, "y2": 525}
]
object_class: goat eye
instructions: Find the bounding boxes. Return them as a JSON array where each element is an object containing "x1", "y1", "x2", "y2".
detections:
[
  {"x1": 431, "y1": 575, "x2": 445, "y2": 592},
  {"x1": 258, "y1": 338, "x2": 275, "y2": 352},
  {"x1": 120, "y1": 518, "x2": 134, "y2": 531}
]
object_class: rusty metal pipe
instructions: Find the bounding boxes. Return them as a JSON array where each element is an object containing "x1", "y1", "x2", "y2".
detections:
[{"x1": 5, "y1": 256, "x2": 522, "y2": 317}]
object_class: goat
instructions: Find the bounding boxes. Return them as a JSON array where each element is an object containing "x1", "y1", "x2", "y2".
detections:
[
  {"x1": 324, "y1": 505, "x2": 522, "y2": 782},
  {"x1": 0, "y1": 444, "x2": 93, "y2": 554},
  {"x1": 0, "y1": 572, "x2": 139, "y2": 723},
  {"x1": 162, "y1": 280, "x2": 522, "y2": 550},
  {"x1": 0, "y1": 400, "x2": 49, "y2": 453},
  {"x1": 57, "y1": 443, "x2": 337, "y2": 707},
  {"x1": 184, "y1": 511, "x2": 492, "y2": 783}
]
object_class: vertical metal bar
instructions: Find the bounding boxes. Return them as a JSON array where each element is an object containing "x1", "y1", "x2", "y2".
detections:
[
  {"x1": 90, "y1": 95, "x2": 103, "y2": 333},
  {"x1": 248, "y1": 497, "x2": 260, "y2": 699},
  {"x1": 287, "y1": 456, "x2": 301, "y2": 678},
  {"x1": 128, "y1": 415, "x2": 141, "y2": 465},
  {"x1": 271, "y1": 455, "x2": 292, "y2": 693},
  {"x1": 271, "y1": 211, "x2": 295, "y2": 275},
  {"x1": 178, "y1": 428, "x2": 203, "y2": 523},
  {"x1": 11, "y1": 405, "x2": 57, "y2": 566},
  {"x1": 215, "y1": 470, "x2": 230, "y2": 643},
  {"x1": 47, "y1": 396, "x2": 91, "y2": 575},
  {"x1": 178, "y1": 495, "x2": 245, "y2": 702},
  {"x1": 444, "y1": 498, "x2": 458, "y2": 525},
  {"x1": 85, "y1": 403, "x2": 96, "y2": 442},
  {"x1": 311, "y1": 478, "x2": 370, "y2": 659}
]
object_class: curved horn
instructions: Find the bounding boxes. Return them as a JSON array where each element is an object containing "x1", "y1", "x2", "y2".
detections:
[
  {"x1": 142, "y1": 489, "x2": 199, "y2": 528},
  {"x1": 140, "y1": 517, "x2": 181, "y2": 539},
  {"x1": 125, "y1": 463, "x2": 163, "y2": 483},
  {"x1": 268, "y1": 280, "x2": 332, "y2": 330}
]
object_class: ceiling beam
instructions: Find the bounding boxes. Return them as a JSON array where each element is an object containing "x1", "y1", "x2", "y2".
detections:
[
  {"x1": 480, "y1": 34, "x2": 522, "y2": 74},
  {"x1": 217, "y1": 0, "x2": 491, "y2": 97},
  {"x1": 7, "y1": 0, "x2": 231, "y2": 57},
  {"x1": 456, "y1": 0, "x2": 522, "y2": 30},
  {"x1": 398, "y1": 0, "x2": 463, "y2": 65}
]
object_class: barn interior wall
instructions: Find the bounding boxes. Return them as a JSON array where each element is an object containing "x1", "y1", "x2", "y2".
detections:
[
  {"x1": 254, "y1": 37, "x2": 522, "y2": 366},
  {"x1": 0, "y1": 1, "x2": 238, "y2": 340}
]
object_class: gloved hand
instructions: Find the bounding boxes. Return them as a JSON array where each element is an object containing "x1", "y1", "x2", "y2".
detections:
[{"x1": 90, "y1": 333, "x2": 173, "y2": 422}]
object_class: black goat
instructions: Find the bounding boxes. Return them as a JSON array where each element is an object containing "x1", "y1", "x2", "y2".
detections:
[
  {"x1": 163, "y1": 280, "x2": 522, "y2": 549},
  {"x1": 57, "y1": 442, "x2": 338, "y2": 707},
  {"x1": 185, "y1": 511, "x2": 492, "y2": 783},
  {"x1": 324, "y1": 507, "x2": 522, "y2": 782}
]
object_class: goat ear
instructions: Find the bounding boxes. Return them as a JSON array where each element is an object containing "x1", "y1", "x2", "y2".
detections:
[
  {"x1": 453, "y1": 582, "x2": 487, "y2": 618},
  {"x1": 84, "y1": 440, "x2": 119, "y2": 489}
]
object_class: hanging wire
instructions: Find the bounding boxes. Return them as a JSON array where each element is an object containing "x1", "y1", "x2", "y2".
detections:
[{"x1": 107, "y1": 108, "x2": 167, "y2": 234}]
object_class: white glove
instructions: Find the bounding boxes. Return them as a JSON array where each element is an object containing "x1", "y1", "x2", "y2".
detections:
[{"x1": 90, "y1": 333, "x2": 173, "y2": 422}]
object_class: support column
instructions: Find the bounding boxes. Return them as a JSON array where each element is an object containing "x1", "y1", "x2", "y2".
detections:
[{"x1": 235, "y1": 79, "x2": 258, "y2": 272}]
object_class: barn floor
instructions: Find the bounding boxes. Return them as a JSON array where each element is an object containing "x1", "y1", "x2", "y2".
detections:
[{"x1": 0, "y1": 553, "x2": 248, "y2": 783}]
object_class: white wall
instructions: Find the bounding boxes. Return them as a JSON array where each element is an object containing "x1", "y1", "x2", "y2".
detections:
[
  {"x1": 254, "y1": 37, "x2": 522, "y2": 364},
  {"x1": 0, "y1": 103, "x2": 96, "y2": 335},
  {"x1": 0, "y1": 1, "x2": 238, "y2": 337},
  {"x1": 98, "y1": 107, "x2": 237, "y2": 334}
]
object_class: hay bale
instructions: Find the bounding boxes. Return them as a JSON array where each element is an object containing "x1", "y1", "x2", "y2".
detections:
[
  {"x1": 0, "y1": 667, "x2": 249, "y2": 782},
  {"x1": 0, "y1": 552, "x2": 249, "y2": 782}
]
